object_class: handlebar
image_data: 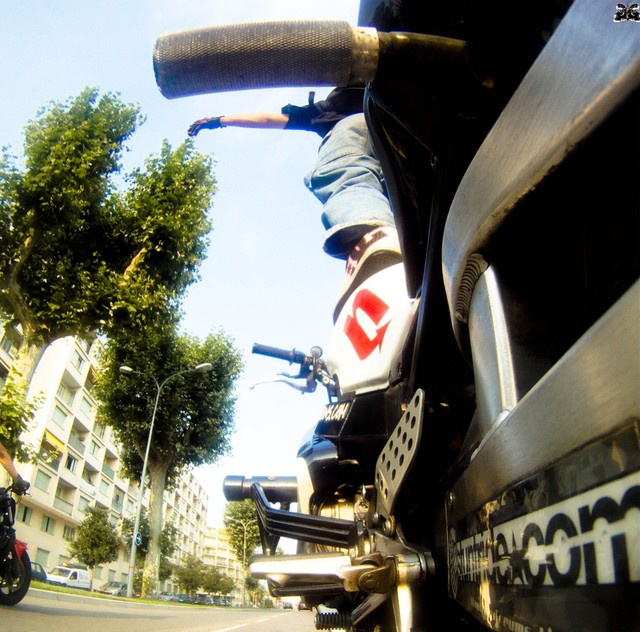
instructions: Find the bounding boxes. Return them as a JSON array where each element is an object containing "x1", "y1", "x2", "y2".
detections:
[
  {"x1": 153, "y1": 20, "x2": 472, "y2": 101},
  {"x1": 252, "y1": 343, "x2": 307, "y2": 365},
  {"x1": 153, "y1": 20, "x2": 378, "y2": 99}
]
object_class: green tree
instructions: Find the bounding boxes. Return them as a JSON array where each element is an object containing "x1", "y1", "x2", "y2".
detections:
[
  {"x1": 174, "y1": 554, "x2": 205, "y2": 595},
  {"x1": 96, "y1": 325, "x2": 243, "y2": 596},
  {"x1": 0, "y1": 87, "x2": 215, "y2": 457},
  {"x1": 201, "y1": 566, "x2": 235, "y2": 596},
  {"x1": 67, "y1": 506, "x2": 120, "y2": 590},
  {"x1": 224, "y1": 500, "x2": 261, "y2": 568}
]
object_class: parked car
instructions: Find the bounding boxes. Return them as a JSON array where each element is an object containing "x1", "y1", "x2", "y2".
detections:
[
  {"x1": 194, "y1": 594, "x2": 214, "y2": 605},
  {"x1": 30, "y1": 562, "x2": 47, "y2": 582},
  {"x1": 159, "y1": 591, "x2": 178, "y2": 602},
  {"x1": 96, "y1": 581, "x2": 127, "y2": 597},
  {"x1": 46, "y1": 565, "x2": 91, "y2": 590},
  {"x1": 177, "y1": 593, "x2": 191, "y2": 603},
  {"x1": 283, "y1": 601, "x2": 293, "y2": 609},
  {"x1": 213, "y1": 597, "x2": 232, "y2": 606}
]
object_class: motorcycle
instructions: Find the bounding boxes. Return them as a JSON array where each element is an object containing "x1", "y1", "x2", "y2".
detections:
[
  {"x1": 153, "y1": 1, "x2": 639, "y2": 629},
  {"x1": 0, "y1": 483, "x2": 32, "y2": 606}
]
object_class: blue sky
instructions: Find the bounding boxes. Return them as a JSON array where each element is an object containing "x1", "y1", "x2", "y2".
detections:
[{"x1": 1, "y1": 0, "x2": 361, "y2": 526}]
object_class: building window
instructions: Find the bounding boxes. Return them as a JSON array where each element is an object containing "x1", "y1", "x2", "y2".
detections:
[
  {"x1": 78, "y1": 496, "x2": 91, "y2": 513},
  {"x1": 65, "y1": 455, "x2": 78, "y2": 474},
  {"x1": 0, "y1": 331, "x2": 21, "y2": 358},
  {"x1": 80, "y1": 397, "x2": 92, "y2": 417},
  {"x1": 52, "y1": 406, "x2": 67, "y2": 428},
  {"x1": 108, "y1": 570, "x2": 116, "y2": 582},
  {"x1": 56, "y1": 383, "x2": 75, "y2": 407},
  {"x1": 71, "y1": 350, "x2": 85, "y2": 371},
  {"x1": 94, "y1": 567, "x2": 103, "y2": 580},
  {"x1": 90, "y1": 440, "x2": 100, "y2": 457},
  {"x1": 16, "y1": 505, "x2": 32, "y2": 524},
  {"x1": 35, "y1": 548, "x2": 50, "y2": 568},
  {"x1": 99, "y1": 479, "x2": 110, "y2": 495},
  {"x1": 34, "y1": 470, "x2": 52, "y2": 492},
  {"x1": 94, "y1": 423, "x2": 107, "y2": 439},
  {"x1": 41, "y1": 515, "x2": 56, "y2": 535},
  {"x1": 63, "y1": 525, "x2": 76, "y2": 541}
]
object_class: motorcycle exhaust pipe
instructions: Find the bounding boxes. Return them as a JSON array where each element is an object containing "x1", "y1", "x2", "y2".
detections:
[
  {"x1": 223, "y1": 474, "x2": 298, "y2": 504},
  {"x1": 153, "y1": 20, "x2": 470, "y2": 99}
]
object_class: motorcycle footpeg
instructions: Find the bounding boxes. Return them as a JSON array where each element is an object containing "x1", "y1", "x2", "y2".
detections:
[
  {"x1": 249, "y1": 552, "x2": 381, "y2": 595},
  {"x1": 375, "y1": 389, "x2": 425, "y2": 518}
]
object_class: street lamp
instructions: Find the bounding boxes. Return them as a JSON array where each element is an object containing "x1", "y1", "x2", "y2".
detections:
[
  {"x1": 226, "y1": 516, "x2": 257, "y2": 607},
  {"x1": 119, "y1": 362, "x2": 213, "y2": 598}
]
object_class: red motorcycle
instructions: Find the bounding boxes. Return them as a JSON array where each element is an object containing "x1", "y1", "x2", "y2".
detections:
[{"x1": 0, "y1": 483, "x2": 32, "y2": 606}]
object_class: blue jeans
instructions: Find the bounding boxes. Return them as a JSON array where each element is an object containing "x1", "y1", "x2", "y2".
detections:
[{"x1": 304, "y1": 113, "x2": 395, "y2": 259}]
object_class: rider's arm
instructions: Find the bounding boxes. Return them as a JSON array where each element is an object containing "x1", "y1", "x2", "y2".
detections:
[
  {"x1": 188, "y1": 112, "x2": 289, "y2": 136},
  {"x1": 0, "y1": 441, "x2": 20, "y2": 483},
  {"x1": 220, "y1": 112, "x2": 289, "y2": 128}
]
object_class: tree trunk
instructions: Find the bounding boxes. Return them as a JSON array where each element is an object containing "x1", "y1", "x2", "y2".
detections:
[{"x1": 142, "y1": 461, "x2": 168, "y2": 597}]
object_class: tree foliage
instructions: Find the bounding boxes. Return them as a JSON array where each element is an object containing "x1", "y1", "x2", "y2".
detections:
[
  {"x1": 0, "y1": 87, "x2": 216, "y2": 457},
  {"x1": 0, "y1": 87, "x2": 215, "y2": 344},
  {"x1": 201, "y1": 566, "x2": 235, "y2": 596},
  {"x1": 96, "y1": 324, "x2": 243, "y2": 596},
  {"x1": 68, "y1": 506, "x2": 120, "y2": 588},
  {"x1": 174, "y1": 554, "x2": 205, "y2": 595},
  {"x1": 224, "y1": 500, "x2": 261, "y2": 568},
  {"x1": 96, "y1": 325, "x2": 243, "y2": 484}
]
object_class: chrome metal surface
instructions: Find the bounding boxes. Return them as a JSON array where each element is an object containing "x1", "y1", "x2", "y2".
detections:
[
  {"x1": 467, "y1": 267, "x2": 518, "y2": 435},
  {"x1": 349, "y1": 26, "x2": 379, "y2": 84},
  {"x1": 249, "y1": 553, "x2": 375, "y2": 593},
  {"x1": 442, "y1": 0, "x2": 640, "y2": 338},
  {"x1": 449, "y1": 279, "x2": 640, "y2": 521}
]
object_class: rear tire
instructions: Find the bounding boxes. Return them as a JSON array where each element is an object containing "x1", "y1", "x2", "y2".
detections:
[{"x1": 0, "y1": 548, "x2": 31, "y2": 606}]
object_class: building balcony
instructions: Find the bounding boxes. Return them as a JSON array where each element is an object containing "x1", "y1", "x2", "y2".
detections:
[
  {"x1": 102, "y1": 462, "x2": 115, "y2": 480},
  {"x1": 53, "y1": 496, "x2": 74, "y2": 515},
  {"x1": 67, "y1": 432, "x2": 86, "y2": 455}
]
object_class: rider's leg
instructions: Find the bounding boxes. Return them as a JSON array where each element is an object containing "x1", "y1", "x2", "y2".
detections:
[{"x1": 303, "y1": 113, "x2": 395, "y2": 259}]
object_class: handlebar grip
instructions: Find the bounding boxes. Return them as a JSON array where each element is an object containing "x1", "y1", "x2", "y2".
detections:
[
  {"x1": 153, "y1": 20, "x2": 379, "y2": 99},
  {"x1": 223, "y1": 475, "x2": 298, "y2": 504},
  {"x1": 252, "y1": 343, "x2": 306, "y2": 365}
]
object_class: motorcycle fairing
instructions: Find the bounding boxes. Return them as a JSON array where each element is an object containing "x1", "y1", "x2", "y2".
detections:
[{"x1": 327, "y1": 263, "x2": 415, "y2": 396}]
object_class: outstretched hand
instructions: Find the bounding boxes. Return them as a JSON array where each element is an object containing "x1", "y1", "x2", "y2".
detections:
[
  {"x1": 12, "y1": 476, "x2": 30, "y2": 495},
  {"x1": 188, "y1": 116, "x2": 224, "y2": 136}
]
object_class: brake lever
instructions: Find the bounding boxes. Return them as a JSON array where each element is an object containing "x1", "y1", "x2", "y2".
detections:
[{"x1": 249, "y1": 377, "x2": 317, "y2": 393}]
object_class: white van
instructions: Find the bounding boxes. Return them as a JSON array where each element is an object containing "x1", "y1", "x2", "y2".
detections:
[{"x1": 46, "y1": 565, "x2": 91, "y2": 590}]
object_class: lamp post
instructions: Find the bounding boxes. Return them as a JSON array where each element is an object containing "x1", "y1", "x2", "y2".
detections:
[
  {"x1": 119, "y1": 362, "x2": 213, "y2": 598},
  {"x1": 226, "y1": 517, "x2": 257, "y2": 607}
]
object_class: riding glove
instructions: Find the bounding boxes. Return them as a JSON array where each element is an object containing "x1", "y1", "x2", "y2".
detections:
[
  {"x1": 188, "y1": 116, "x2": 224, "y2": 136},
  {"x1": 12, "y1": 476, "x2": 30, "y2": 495}
]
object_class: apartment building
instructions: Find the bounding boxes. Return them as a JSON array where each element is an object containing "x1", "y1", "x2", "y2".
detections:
[
  {"x1": 203, "y1": 526, "x2": 243, "y2": 604},
  {"x1": 0, "y1": 328, "x2": 210, "y2": 589}
]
